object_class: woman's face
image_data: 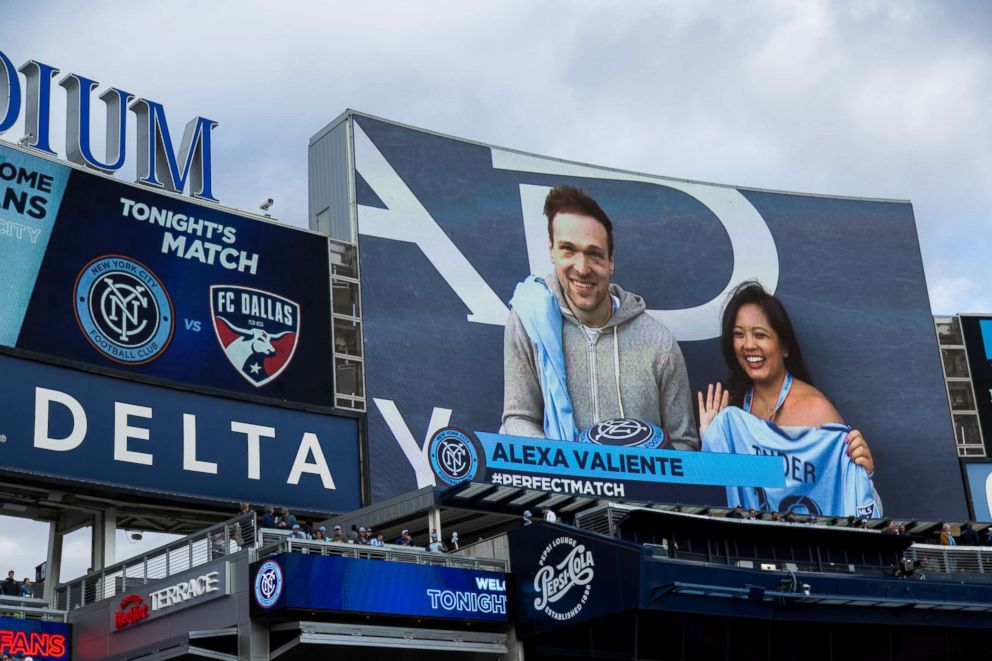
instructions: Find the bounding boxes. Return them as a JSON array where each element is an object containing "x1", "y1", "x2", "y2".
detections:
[{"x1": 733, "y1": 303, "x2": 787, "y2": 384}]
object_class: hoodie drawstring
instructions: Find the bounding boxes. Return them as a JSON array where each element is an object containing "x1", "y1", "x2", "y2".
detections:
[{"x1": 613, "y1": 325, "x2": 625, "y2": 419}]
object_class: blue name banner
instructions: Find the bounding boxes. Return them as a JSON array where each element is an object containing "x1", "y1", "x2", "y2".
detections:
[
  {"x1": 0, "y1": 143, "x2": 334, "y2": 409},
  {"x1": 0, "y1": 353, "x2": 360, "y2": 512},
  {"x1": 250, "y1": 553, "x2": 508, "y2": 622},
  {"x1": 480, "y1": 433, "x2": 783, "y2": 487},
  {"x1": 428, "y1": 428, "x2": 783, "y2": 502}
]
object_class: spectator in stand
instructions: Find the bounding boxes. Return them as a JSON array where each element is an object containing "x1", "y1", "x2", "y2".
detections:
[
  {"x1": 239, "y1": 502, "x2": 251, "y2": 516},
  {"x1": 897, "y1": 523, "x2": 909, "y2": 536},
  {"x1": 984, "y1": 527, "x2": 992, "y2": 546},
  {"x1": 770, "y1": 512, "x2": 781, "y2": 522},
  {"x1": 806, "y1": 515, "x2": 818, "y2": 526},
  {"x1": 881, "y1": 521, "x2": 897, "y2": 535},
  {"x1": 727, "y1": 505, "x2": 745, "y2": 519},
  {"x1": 959, "y1": 522, "x2": 980, "y2": 546},
  {"x1": 19, "y1": 577, "x2": 32, "y2": 598},
  {"x1": 370, "y1": 532, "x2": 385, "y2": 548},
  {"x1": 542, "y1": 506, "x2": 558, "y2": 523},
  {"x1": 522, "y1": 510, "x2": 533, "y2": 526},
  {"x1": 785, "y1": 512, "x2": 798, "y2": 524},
  {"x1": 289, "y1": 524, "x2": 307, "y2": 539},
  {"x1": 451, "y1": 531, "x2": 459, "y2": 551},
  {"x1": 331, "y1": 525, "x2": 347, "y2": 543},
  {"x1": 261, "y1": 506, "x2": 276, "y2": 529},
  {"x1": 1, "y1": 571, "x2": 18, "y2": 596},
  {"x1": 939, "y1": 523, "x2": 956, "y2": 545},
  {"x1": 746, "y1": 508, "x2": 759, "y2": 520},
  {"x1": 356, "y1": 527, "x2": 370, "y2": 545},
  {"x1": 314, "y1": 526, "x2": 327, "y2": 541},
  {"x1": 395, "y1": 529, "x2": 414, "y2": 546},
  {"x1": 859, "y1": 519, "x2": 869, "y2": 529},
  {"x1": 428, "y1": 532, "x2": 447, "y2": 553},
  {"x1": 278, "y1": 508, "x2": 296, "y2": 530}
]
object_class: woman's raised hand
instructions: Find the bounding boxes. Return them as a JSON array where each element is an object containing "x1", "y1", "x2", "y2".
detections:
[{"x1": 698, "y1": 382, "x2": 729, "y2": 435}]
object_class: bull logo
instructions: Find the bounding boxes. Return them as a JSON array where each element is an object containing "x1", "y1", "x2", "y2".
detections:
[{"x1": 210, "y1": 285, "x2": 300, "y2": 387}]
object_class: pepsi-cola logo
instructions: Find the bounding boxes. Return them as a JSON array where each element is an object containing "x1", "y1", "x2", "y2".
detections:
[
  {"x1": 210, "y1": 285, "x2": 300, "y2": 387},
  {"x1": 579, "y1": 418, "x2": 668, "y2": 449}
]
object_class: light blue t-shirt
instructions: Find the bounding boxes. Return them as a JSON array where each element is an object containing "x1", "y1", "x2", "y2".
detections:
[{"x1": 702, "y1": 407, "x2": 879, "y2": 518}]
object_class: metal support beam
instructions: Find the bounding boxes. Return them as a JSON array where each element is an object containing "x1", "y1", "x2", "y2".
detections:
[
  {"x1": 427, "y1": 507, "x2": 442, "y2": 541},
  {"x1": 91, "y1": 508, "x2": 117, "y2": 570},
  {"x1": 43, "y1": 520, "x2": 63, "y2": 604}
]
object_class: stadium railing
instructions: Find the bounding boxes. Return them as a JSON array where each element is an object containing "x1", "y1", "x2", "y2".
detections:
[
  {"x1": 256, "y1": 530, "x2": 507, "y2": 573},
  {"x1": 0, "y1": 595, "x2": 66, "y2": 622},
  {"x1": 904, "y1": 543, "x2": 992, "y2": 574},
  {"x1": 54, "y1": 512, "x2": 256, "y2": 610}
]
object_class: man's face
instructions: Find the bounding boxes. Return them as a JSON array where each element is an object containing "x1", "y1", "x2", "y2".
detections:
[{"x1": 549, "y1": 212, "x2": 614, "y2": 325}]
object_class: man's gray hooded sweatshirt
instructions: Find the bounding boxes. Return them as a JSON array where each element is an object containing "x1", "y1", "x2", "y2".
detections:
[{"x1": 503, "y1": 273, "x2": 700, "y2": 450}]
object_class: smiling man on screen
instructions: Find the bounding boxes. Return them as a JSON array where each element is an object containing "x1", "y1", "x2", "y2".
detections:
[{"x1": 502, "y1": 185, "x2": 699, "y2": 451}]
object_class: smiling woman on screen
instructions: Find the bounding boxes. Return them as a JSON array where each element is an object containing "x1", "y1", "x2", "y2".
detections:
[{"x1": 698, "y1": 281, "x2": 880, "y2": 518}]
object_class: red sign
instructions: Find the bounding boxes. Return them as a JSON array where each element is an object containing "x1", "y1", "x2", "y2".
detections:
[
  {"x1": 0, "y1": 624, "x2": 68, "y2": 659},
  {"x1": 115, "y1": 594, "x2": 150, "y2": 629}
]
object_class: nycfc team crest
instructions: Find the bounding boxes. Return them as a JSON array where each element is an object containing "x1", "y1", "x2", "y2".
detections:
[
  {"x1": 254, "y1": 560, "x2": 283, "y2": 609},
  {"x1": 210, "y1": 285, "x2": 300, "y2": 387},
  {"x1": 579, "y1": 418, "x2": 668, "y2": 449},
  {"x1": 429, "y1": 427, "x2": 480, "y2": 486},
  {"x1": 74, "y1": 255, "x2": 174, "y2": 365}
]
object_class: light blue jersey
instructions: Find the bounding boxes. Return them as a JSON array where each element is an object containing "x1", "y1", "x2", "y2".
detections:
[{"x1": 702, "y1": 407, "x2": 879, "y2": 518}]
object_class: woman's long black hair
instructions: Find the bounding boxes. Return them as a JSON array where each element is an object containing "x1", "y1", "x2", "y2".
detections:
[{"x1": 720, "y1": 281, "x2": 813, "y2": 406}]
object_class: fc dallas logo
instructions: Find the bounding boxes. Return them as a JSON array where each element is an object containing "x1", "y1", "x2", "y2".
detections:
[{"x1": 210, "y1": 285, "x2": 300, "y2": 387}]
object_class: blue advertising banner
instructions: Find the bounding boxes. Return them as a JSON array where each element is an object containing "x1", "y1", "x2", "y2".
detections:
[
  {"x1": 0, "y1": 352, "x2": 360, "y2": 512},
  {"x1": 0, "y1": 616, "x2": 70, "y2": 661},
  {"x1": 345, "y1": 113, "x2": 964, "y2": 519},
  {"x1": 426, "y1": 428, "x2": 783, "y2": 503},
  {"x1": 0, "y1": 143, "x2": 333, "y2": 408},
  {"x1": 250, "y1": 553, "x2": 508, "y2": 622}
]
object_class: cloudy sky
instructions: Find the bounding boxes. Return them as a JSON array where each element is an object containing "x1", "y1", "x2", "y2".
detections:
[{"x1": 1, "y1": 1, "x2": 990, "y2": 579}]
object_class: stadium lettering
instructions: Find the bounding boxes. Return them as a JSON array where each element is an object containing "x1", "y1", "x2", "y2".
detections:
[
  {"x1": 32, "y1": 387, "x2": 337, "y2": 489},
  {"x1": 149, "y1": 571, "x2": 220, "y2": 611},
  {"x1": 0, "y1": 629, "x2": 67, "y2": 657},
  {"x1": 426, "y1": 589, "x2": 507, "y2": 614},
  {"x1": 0, "y1": 48, "x2": 218, "y2": 200}
]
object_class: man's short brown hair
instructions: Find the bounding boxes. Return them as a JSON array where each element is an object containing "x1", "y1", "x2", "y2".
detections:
[{"x1": 544, "y1": 185, "x2": 614, "y2": 257}]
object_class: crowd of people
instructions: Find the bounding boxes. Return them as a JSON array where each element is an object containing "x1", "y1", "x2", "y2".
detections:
[{"x1": 255, "y1": 504, "x2": 460, "y2": 552}]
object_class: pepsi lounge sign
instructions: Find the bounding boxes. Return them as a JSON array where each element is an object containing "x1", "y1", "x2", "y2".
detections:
[{"x1": 0, "y1": 48, "x2": 217, "y2": 200}]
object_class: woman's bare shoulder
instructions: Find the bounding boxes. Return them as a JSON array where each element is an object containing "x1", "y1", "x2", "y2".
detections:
[{"x1": 787, "y1": 380, "x2": 844, "y2": 426}]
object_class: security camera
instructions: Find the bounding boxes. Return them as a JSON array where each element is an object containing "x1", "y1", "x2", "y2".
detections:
[
  {"x1": 259, "y1": 198, "x2": 274, "y2": 212},
  {"x1": 18, "y1": 133, "x2": 34, "y2": 147},
  {"x1": 130, "y1": 531, "x2": 143, "y2": 541}
]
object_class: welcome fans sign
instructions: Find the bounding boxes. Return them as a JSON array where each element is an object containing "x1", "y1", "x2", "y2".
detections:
[
  {"x1": 0, "y1": 143, "x2": 334, "y2": 408},
  {"x1": 337, "y1": 112, "x2": 965, "y2": 519}
]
